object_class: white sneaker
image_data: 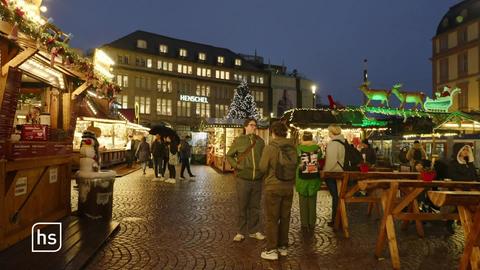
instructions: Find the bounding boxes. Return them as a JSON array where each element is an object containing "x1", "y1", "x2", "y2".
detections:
[
  {"x1": 249, "y1": 232, "x2": 266, "y2": 240},
  {"x1": 278, "y1": 246, "x2": 288, "y2": 256},
  {"x1": 233, "y1": 233, "x2": 245, "y2": 242},
  {"x1": 260, "y1": 249, "x2": 278, "y2": 260},
  {"x1": 152, "y1": 177, "x2": 162, "y2": 182},
  {"x1": 167, "y1": 178, "x2": 176, "y2": 184}
]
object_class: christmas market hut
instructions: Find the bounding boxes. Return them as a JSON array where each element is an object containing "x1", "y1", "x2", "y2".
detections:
[
  {"x1": 204, "y1": 118, "x2": 270, "y2": 172},
  {"x1": 282, "y1": 107, "x2": 388, "y2": 154},
  {"x1": 0, "y1": 1, "x2": 119, "y2": 251}
]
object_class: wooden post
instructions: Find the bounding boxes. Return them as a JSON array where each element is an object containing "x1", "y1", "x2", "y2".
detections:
[{"x1": 375, "y1": 182, "x2": 398, "y2": 259}]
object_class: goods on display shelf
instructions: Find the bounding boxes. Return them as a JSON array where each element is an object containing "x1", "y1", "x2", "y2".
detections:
[
  {"x1": 191, "y1": 132, "x2": 208, "y2": 164},
  {"x1": 74, "y1": 117, "x2": 149, "y2": 167}
]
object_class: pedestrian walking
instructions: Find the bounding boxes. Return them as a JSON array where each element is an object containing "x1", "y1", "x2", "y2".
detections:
[
  {"x1": 226, "y1": 118, "x2": 265, "y2": 242},
  {"x1": 151, "y1": 134, "x2": 167, "y2": 181},
  {"x1": 125, "y1": 135, "x2": 135, "y2": 168},
  {"x1": 135, "y1": 137, "x2": 151, "y2": 175},
  {"x1": 180, "y1": 135, "x2": 196, "y2": 179},
  {"x1": 323, "y1": 124, "x2": 345, "y2": 227},
  {"x1": 296, "y1": 131, "x2": 322, "y2": 232},
  {"x1": 165, "y1": 136, "x2": 179, "y2": 183},
  {"x1": 259, "y1": 121, "x2": 297, "y2": 260}
]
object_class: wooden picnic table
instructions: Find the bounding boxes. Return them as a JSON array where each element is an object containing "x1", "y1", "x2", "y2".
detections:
[
  {"x1": 321, "y1": 171, "x2": 420, "y2": 238},
  {"x1": 428, "y1": 190, "x2": 480, "y2": 270},
  {"x1": 357, "y1": 179, "x2": 480, "y2": 270}
]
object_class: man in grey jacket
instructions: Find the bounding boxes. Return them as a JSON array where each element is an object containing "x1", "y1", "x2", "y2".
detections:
[{"x1": 323, "y1": 124, "x2": 345, "y2": 226}]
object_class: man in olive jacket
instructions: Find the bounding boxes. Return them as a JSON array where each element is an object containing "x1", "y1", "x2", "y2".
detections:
[
  {"x1": 258, "y1": 121, "x2": 297, "y2": 260},
  {"x1": 226, "y1": 118, "x2": 265, "y2": 242}
]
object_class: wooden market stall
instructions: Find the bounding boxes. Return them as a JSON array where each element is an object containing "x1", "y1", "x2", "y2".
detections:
[
  {"x1": 206, "y1": 118, "x2": 269, "y2": 172},
  {"x1": 0, "y1": 2, "x2": 119, "y2": 251}
]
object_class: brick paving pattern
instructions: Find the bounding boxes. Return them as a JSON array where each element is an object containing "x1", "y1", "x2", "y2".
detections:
[{"x1": 82, "y1": 166, "x2": 465, "y2": 270}]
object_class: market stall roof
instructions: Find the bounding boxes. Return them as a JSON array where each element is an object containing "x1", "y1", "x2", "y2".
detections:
[
  {"x1": 282, "y1": 108, "x2": 387, "y2": 129},
  {"x1": 204, "y1": 118, "x2": 269, "y2": 128},
  {"x1": 434, "y1": 111, "x2": 480, "y2": 132}
]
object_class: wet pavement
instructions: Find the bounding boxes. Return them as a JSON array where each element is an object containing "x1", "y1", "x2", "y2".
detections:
[{"x1": 81, "y1": 166, "x2": 465, "y2": 270}]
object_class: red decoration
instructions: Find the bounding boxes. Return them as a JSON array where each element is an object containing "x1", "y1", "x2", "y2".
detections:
[
  {"x1": 360, "y1": 163, "x2": 369, "y2": 173},
  {"x1": 1, "y1": 0, "x2": 8, "y2": 7},
  {"x1": 84, "y1": 139, "x2": 92, "y2": 145},
  {"x1": 14, "y1": 7, "x2": 24, "y2": 18},
  {"x1": 420, "y1": 171, "x2": 436, "y2": 182}
]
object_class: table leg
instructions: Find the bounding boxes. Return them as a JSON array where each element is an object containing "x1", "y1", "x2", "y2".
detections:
[
  {"x1": 412, "y1": 199, "x2": 425, "y2": 238},
  {"x1": 375, "y1": 183, "x2": 398, "y2": 259},
  {"x1": 460, "y1": 205, "x2": 480, "y2": 270},
  {"x1": 386, "y1": 214, "x2": 401, "y2": 270}
]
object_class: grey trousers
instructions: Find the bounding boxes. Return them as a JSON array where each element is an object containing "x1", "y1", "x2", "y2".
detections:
[
  {"x1": 299, "y1": 194, "x2": 317, "y2": 228},
  {"x1": 236, "y1": 177, "x2": 262, "y2": 234}
]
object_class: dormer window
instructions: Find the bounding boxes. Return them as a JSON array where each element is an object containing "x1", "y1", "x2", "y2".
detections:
[
  {"x1": 159, "y1": 44, "x2": 168, "y2": 53},
  {"x1": 235, "y1": 58, "x2": 242, "y2": 66},
  {"x1": 137, "y1": 40, "x2": 147, "y2": 49},
  {"x1": 179, "y1": 48, "x2": 188, "y2": 57},
  {"x1": 217, "y1": 56, "x2": 224, "y2": 64},
  {"x1": 198, "y1": 52, "x2": 206, "y2": 61}
]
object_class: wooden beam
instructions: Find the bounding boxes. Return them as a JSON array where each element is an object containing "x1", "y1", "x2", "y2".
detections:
[
  {"x1": 1, "y1": 47, "x2": 37, "y2": 76},
  {"x1": 394, "y1": 213, "x2": 459, "y2": 221},
  {"x1": 71, "y1": 81, "x2": 90, "y2": 99},
  {"x1": 428, "y1": 191, "x2": 480, "y2": 207}
]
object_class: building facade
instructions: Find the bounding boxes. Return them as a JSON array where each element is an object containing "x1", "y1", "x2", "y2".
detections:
[
  {"x1": 101, "y1": 30, "x2": 270, "y2": 129},
  {"x1": 432, "y1": 0, "x2": 480, "y2": 111}
]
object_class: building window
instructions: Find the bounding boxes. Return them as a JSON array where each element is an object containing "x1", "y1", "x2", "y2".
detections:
[
  {"x1": 179, "y1": 48, "x2": 188, "y2": 57},
  {"x1": 198, "y1": 52, "x2": 206, "y2": 61},
  {"x1": 117, "y1": 95, "x2": 128, "y2": 108},
  {"x1": 458, "y1": 52, "x2": 468, "y2": 77},
  {"x1": 253, "y1": 91, "x2": 264, "y2": 102},
  {"x1": 137, "y1": 40, "x2": 147, "y2": 49},
  {"x1": 135, "y1": 57, "x2": 146, "y2": 67},
  {"x1": 197, "y1": 68, "x2": 211, "y2": 77},
  {"x1": 196, "y1": 85, "x2": 210, "y2": 96},
  {"x1": 457, "y1": 82, "x2": 469, "y2": 110},
  {"x1": 177, "y1": 101, "x2": 191, "y2": 117},
  {"x1": 217, "y1": 56, "x2": 224, "y2": 64},
  {"x1": 439, "y1": 36, "x2": 448, "y2": 51},
  {"x1": 196, "y1": 103, "x2": 210, "y2": 117},
  {"x1": 215, "y1": 104, "x2": 228, "y2": 118},
  {"x1": 147, "y1": 59, "x2": 152, "y2": 68},
  {"x1": 235, "y1": 59, "x2": 242, "y2": 66},
  {"x1": 116, "y1": 75, "x2": 129, "y2": 88},
  {"x1": 156, "y1": 98, "x2": 172, "y2": 116},
  {"x1": 458, "y1": 28, "x2": 468, "y2": 45},
  {"x1": 159, "y1": 44, "x2": 168, "y2": 53},
  {"x1": 146, "y1": 97, "x2": 151, "y2": 114},
  {"x1": 117, "y1": 55, "x2": 129, "y2": 65},
  {"x1": 168, "y1": 63, "x2": 173, "y2": 71},
  {"x1": 259, "y1": 76, "x2": 264, "y2": 84},
  {"x1": 439, "y1": 58, "x2": 449, "y2": 83},
  {"x1": 177, "y1": 64, "x2": 192, "y2": 74},
  {"x1": 258, "y1": 108, "x2": 264, "y2": 117},
  {"x1": 157, "y1": 79, "x2": 172, "y2": 93}
]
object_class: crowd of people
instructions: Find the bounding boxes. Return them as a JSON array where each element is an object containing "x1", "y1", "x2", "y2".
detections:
[
  {"x1": 125, "y1": 134, "x2": 196, "y2": 183},
  {"x1": 225, "y1": 119, "x2": 479, "y2": 261}
]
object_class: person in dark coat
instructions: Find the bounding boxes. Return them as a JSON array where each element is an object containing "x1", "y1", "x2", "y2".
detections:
[
  {"x1": 448, "y1": 143, "x2": 478, "y2": 181},
  {"x1": 360, "y1": 139, "x2": 376, "y2": 165},
  {"x1": 151, "y1": 134, "x2": 167, "y2": 180},
  {"x1": 135, "y1": 137, "x2": 151, "y2": 175},
  {"x1": 179, "y1": 135, "x2": 195, "y2": 179}
]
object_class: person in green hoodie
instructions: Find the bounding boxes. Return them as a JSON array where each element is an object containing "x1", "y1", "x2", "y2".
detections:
[
  {"x1": 226, "y1": 118, "x2": 265, "y2": 242},
  {"x1": 296, "y1": 131, "x2": 322, "y2": 231}
]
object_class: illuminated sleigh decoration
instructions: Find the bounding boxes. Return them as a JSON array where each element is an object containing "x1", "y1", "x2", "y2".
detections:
[{"x1": 424, "y1": 86, "x2": 461, "y2": 113}]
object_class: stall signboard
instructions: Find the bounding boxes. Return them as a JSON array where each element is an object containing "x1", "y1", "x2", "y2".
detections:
[
  {"x1": 49, "y1": 167, "x2": 58, "y2": 183},
  {"x1": 179, "y1": 95, "x2": 208, "y2": 104},
  {"x1": 14, "y1": 177, "x2": 27, "y2": 197},
  {"x1": 21, "y1": 124, "x2": 49, "y2": 141},
  {"x1": 8, "y1": 142, "x2": 72, "y2": 159}
]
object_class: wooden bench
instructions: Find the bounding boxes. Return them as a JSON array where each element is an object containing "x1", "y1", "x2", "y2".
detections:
[
  {"x1": 428, "y1": 190, "x2": 480, "y2": 270},
  {"x1": 321, "y1": 171, "x2": 419, "y2": 238},
  {"x1": 357, "y1": 179, "x2": 480, "y2": 270}
]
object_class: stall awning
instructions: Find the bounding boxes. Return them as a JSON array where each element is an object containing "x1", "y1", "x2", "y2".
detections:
[{"x1": 282, "y1": 108, "x2": 381, "y2": 128}]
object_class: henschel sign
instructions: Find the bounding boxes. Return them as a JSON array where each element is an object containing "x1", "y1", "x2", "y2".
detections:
[{"x1": 179, "y1": 95, "x2": 208, "y2": 103}]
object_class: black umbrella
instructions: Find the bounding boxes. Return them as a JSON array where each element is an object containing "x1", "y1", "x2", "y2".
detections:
[{"x1": 149, "y1": 125, "x2": 180, "y2": 143}]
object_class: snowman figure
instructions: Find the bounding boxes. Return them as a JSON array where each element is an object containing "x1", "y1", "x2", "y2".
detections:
[{"x1": 79, "y1": 130, "x2": 100, "y2": 172}]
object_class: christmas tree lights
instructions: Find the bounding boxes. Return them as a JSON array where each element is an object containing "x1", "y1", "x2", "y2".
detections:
[{"x1": 226, "y1": 80, "x2": 260, "y2": 120}]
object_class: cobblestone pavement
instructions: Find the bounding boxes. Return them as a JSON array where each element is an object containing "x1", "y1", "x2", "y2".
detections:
[{"x1": 83, "y1": 166, "x2": 465, "y2": 270}]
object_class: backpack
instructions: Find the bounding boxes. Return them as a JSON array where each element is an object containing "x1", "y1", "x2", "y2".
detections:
[
  {"x1": 275, "y1": 144, "x2": 297, "y2": 181},
  {"x1": 333, "y1": 139, "x2": 362, "y2": 171},
  {"x1": 299, "y1": 148, "x2": 320, "y2": 179}
]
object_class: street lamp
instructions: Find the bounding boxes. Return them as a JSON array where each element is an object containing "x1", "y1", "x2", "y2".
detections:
[{"x1": 311, "y1": 85, "x2": 317, "y2": 108}]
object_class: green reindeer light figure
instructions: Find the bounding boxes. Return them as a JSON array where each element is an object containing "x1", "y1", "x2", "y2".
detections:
[
  {"x1": 390, "y1": 83, "x2": 425, "y2": 110},
  {"x1": 359, "y1": 82, "x2": 391, "y2": 107}
]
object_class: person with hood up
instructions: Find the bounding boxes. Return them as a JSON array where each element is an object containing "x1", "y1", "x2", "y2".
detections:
[
  {"x1": 258, "y1": 121, "x2": 297, "y2": 260},
  {"x1": 226, "y1": 118, "x2": 266, "y2": 242},
  {"x1": 448, "y1": 143, "x2": 478, "y2": 181},
  {"x1": 322, "y1": 124, "x2": 345, "y2": 227},
  {"x1": 135, "y1": 137, "x2": 151, "y2": 175}
]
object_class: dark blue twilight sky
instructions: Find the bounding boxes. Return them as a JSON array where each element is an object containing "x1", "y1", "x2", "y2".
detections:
[{"x1": 47, "y1": 0, "x2": 458, "y2": 105}]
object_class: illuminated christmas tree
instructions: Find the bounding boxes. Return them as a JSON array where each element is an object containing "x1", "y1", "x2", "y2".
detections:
[{"x1": 226, "y1": 80, "x2": 260, "y2": 120}]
